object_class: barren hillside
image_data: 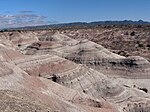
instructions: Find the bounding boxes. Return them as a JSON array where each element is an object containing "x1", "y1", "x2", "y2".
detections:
[{"x1": 0, "y1": 25, "x2": 150, "y2": 112}]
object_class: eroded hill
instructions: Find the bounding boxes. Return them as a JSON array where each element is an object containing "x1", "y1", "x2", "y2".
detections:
[{"x1": 0, "y1": 26, "x2": 150, "y2": 112}]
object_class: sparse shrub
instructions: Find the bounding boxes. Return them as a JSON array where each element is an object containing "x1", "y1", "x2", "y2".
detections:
[
  {"x1": 130, "y1": 31, "x2": 135, "y2": 36},
  {"x1": 147, "y1": 44, "x2": 150, "y2": 47},
  {"x1": 124, "y1": 32, "x2": 129, "y2": 35},
  {"x1": 138, "y1": 43, "x2": 144, "y2": 48},
  {"x1": 52, "y1": 74, "x2": 58, "y2": 82}
]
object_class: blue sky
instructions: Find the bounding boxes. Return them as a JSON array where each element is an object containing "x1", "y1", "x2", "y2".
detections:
[{"x1": 0, "y1": 0, "x2": 149, "y2": 28}]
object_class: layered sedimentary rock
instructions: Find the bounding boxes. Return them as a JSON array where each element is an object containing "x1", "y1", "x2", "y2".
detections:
[
  {"x1": 0, "y1": 32, "x2": 119, "y2": 112},
  {"x1": 23, "y1": 33, "x2": 150, "y2": 79},
  {"x1": 0, "y1": 29, "x2": 150, "y2": 112},
  {"x1": 60, "y1": 27, "x2": 150, "y2": 60},
  {"x1": 0, "y1": 53, "x2": 118, "y2": 112}
]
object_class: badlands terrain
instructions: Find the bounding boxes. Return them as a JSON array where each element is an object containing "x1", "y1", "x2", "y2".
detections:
[{"x1": 0, "y1": 25, "x2": 150, "y2": 112}]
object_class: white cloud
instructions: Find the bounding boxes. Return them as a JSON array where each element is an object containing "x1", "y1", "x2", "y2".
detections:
[{"x1": 0, "y1": 14, "x2": 50, "y2": 29}]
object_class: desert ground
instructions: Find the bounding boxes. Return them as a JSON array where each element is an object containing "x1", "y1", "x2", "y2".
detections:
[{"x1": 0, "y1": 25, "x2": 150, "y2": 112}]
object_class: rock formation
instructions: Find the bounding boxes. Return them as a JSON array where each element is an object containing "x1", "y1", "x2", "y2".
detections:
[{"x1": 0, "y1": 26, "x2": 150, "y2": 112}]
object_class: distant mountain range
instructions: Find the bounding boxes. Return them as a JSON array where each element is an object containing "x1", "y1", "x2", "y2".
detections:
[
  {"x1": 90, "y1": 20, "x2": 150, "y2": 25},
  {"x1": 1, "y1": 20, "x2": 150, "y2": 31}
]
